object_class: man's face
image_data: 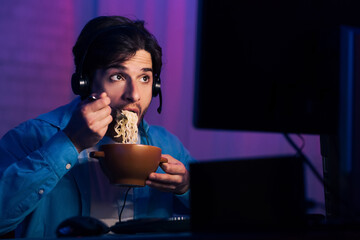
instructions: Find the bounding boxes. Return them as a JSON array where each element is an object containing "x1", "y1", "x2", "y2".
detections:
[{"x1": 92, "y1": 49, "x2": 153, "y2": 128}]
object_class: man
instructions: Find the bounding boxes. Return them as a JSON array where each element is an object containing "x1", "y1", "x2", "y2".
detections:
[{"x1": 0, "y1": 16, "x2": 194, "y2": 238}]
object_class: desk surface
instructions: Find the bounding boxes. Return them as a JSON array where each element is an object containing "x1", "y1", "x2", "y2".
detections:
[{"x1": 38, "y1": 230, "x2": 360, "y2": 240}]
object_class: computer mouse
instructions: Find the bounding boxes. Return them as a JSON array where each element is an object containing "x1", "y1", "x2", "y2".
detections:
[{"x1": 56, "y1": 216, "x2": 110, "y2": 237}]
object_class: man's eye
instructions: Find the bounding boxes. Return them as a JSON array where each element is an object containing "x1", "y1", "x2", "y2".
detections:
[
  {"x1": 140, "y1": 76, "x2": 150, "y2": 83},
  {"x1": 110, "y1": 74, "x2": 125, "y2": 81}
]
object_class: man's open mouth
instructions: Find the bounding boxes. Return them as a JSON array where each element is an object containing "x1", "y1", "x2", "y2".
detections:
[{"x1": 122, "y1": 107, "x2": 140, "y2": 116}]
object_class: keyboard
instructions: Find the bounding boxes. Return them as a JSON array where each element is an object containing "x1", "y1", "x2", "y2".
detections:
[{"x1": 110, "y1": 217, "x2": 190, "y2": 234}]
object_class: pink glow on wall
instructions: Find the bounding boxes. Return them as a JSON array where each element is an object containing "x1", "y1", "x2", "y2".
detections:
[
  {"x1": 0, "y1": 1, "x2": 75, "y2": 137},
  {"x1": 162, "y1": 1, "x2": 187, "y2": 132}
]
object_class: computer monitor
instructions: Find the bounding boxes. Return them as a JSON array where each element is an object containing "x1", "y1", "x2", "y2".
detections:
[
  {"x1": 194, "y1": 0, "x2": 360, "y2": 224},
  {"x1": 194, "y1": 0, "x2": 360, "y2": 134}
]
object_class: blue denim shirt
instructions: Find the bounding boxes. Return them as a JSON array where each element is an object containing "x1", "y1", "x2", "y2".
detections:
[{"x1": 0, "y1": 98, "x2": 194, "y2": 238}]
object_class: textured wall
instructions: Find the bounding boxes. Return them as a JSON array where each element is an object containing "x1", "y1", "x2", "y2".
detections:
[{"x1": 0, "y1": 0, "x2": 75, "y2": 137}]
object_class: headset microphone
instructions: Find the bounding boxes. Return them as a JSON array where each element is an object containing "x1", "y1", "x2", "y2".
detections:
[{"x1": 153, "y1": 74, "x2": 162, "y2": 114}]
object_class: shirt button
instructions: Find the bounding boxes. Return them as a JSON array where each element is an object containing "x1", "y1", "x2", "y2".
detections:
[
  {"x1": 38, "y1": 189, "x2": 44, "y2": 195},
  {"x1": 65, "y1": 163, "x2": 71, "y2": 170}
]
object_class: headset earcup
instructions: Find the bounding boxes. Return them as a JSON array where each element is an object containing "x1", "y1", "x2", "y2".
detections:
[
  {"x1": 152, "y1": 77, "x2": 161, "y2": 97},
  {"x1": 71, "y1": 73, "x2": 90, "y2": 97},
  {"x1": 71, "y1": 73, "x2": 81, "y2": 95}
]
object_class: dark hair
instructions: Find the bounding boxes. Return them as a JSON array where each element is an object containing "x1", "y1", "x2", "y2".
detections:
[{"x1": 72, "y1": 16, "x2": 162, "y2": 81}]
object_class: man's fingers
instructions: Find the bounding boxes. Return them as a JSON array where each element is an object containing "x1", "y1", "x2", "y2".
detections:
[
  {"x1": 84, "y1": 106, "x2": 111, "y2": 128},
  {"x1": 160, "y1": 162, "x2": 187, "y2": 175},
  {"x1": 148, "y1": 172, "x2": 183, "y2": 184},
  {"x1": 146, "y1": 172, "x2": 188, "y2": 194},
  {"x1": 81, "y1": 92, "x2": 112, "y2": 128},
  {"x1": 146, "y1": 172, "x2": 182, "y2": 192},
  {"x1": 90, "y1": 114, "x2": 113, "y2": 132},
  {"x1": 146, "y1": 154, "x2": 190, "y2": 195},
  {"x1": 84, "y1": 92, "x2": 111, "y2": 112},
  {"x1": 93, "y1": 105, "x2": 112, "y2": 121},
  {"x1": 88, "y1": 97, "x2": 111, "y2": 112},
  {"x1": 145, "y1": 180, "x2": 176, "y2": 192}
]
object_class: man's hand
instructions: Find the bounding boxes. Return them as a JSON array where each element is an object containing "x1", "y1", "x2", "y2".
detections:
[
  {"x1": 63, "y1": 92, "x2": 113, "y2": 153},
  {"x1": 146, "y1": 154, "x2": 190, "y2": 195}
]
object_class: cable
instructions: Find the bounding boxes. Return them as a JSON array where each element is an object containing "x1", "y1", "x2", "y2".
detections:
[
  {"x1": 284, "y1": 133, "x2": 360, "y2": 221},
  {"x1": 283, "y1": 133, "x2": 324, "y2": 186},
  {"x1": 118, "y1": 187, "x2": 132, "y2": 222},
  {"x1": 296, "y1": 134, "x2": 305, "y2": 151}
]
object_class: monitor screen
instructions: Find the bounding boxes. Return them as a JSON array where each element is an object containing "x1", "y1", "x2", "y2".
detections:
[{"x1": 194, "y1": 0, "x2": 360, "y2": 134}]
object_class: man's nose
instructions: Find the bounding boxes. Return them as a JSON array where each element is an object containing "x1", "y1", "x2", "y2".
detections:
[{"x1": 123, "y1": 80, "x2": 140, "y2": 102}]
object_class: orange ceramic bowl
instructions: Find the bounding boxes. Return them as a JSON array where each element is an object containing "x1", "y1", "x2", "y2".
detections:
[{"x1": 90, "y1": 144, "x2": 167, "y2": 187}]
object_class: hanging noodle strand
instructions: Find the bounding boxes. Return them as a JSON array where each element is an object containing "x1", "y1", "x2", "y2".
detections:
[{"x1": 113, "y1": 110, "x2": 138, "y2": 143}]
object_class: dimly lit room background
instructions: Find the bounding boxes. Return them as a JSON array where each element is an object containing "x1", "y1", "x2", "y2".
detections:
[{"x1": 0, "y1": 0, "x2": 323, "y2": 213}]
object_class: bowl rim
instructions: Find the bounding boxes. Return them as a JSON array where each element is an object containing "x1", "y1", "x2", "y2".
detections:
[{"x1": 100, "y1": 143, "x2": 161, "y2": 151}]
